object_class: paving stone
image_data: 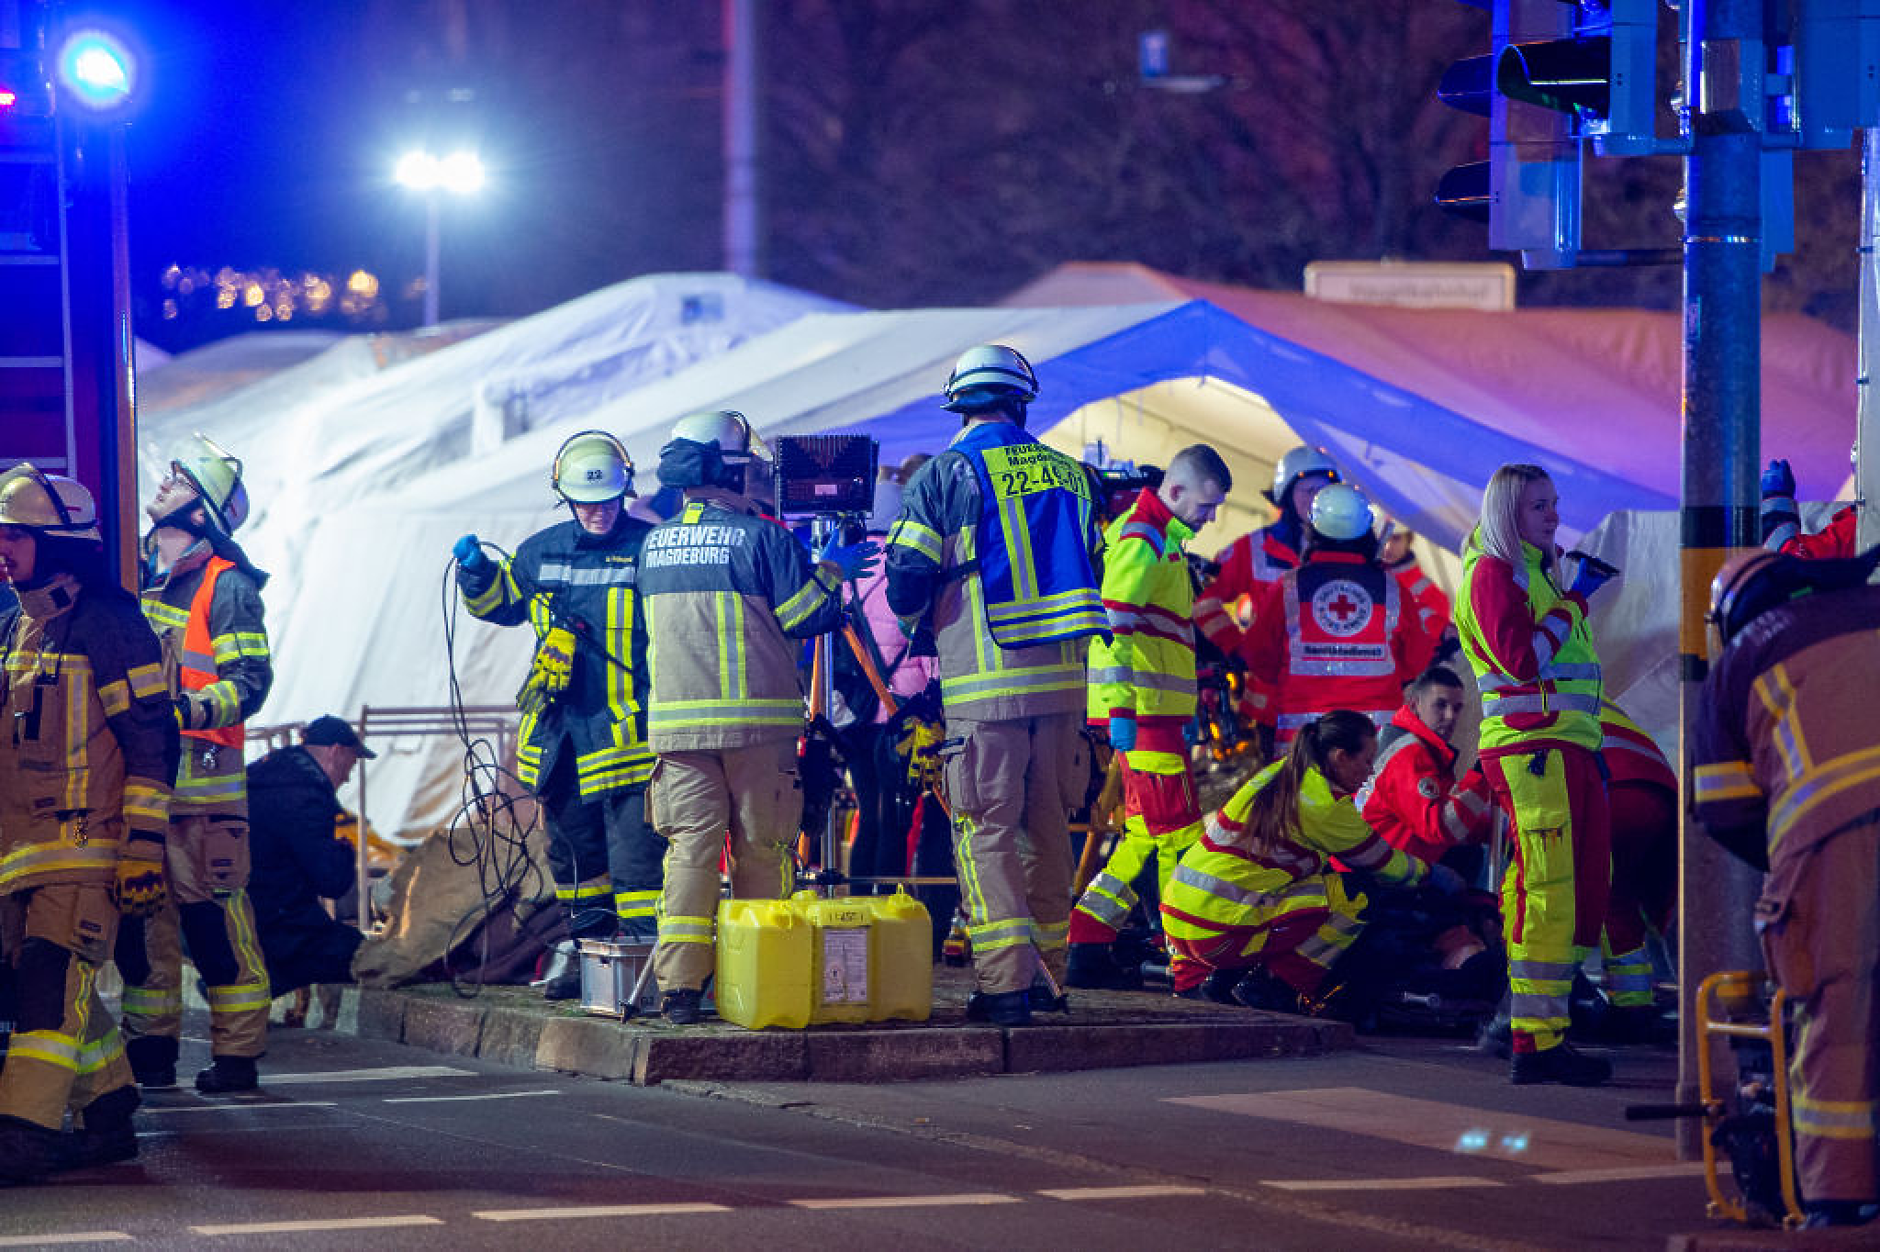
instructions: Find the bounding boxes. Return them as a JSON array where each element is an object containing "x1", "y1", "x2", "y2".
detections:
[
  {"x1": 536, "y1": 1016, "x2": 642, "y2": 1081},
  {"x1": 806, "y1": 1026, "x2": 1004, "y2": 1082},
  {"x1": 402, "y1": 996, "x2": 485, "y2": 1055}
]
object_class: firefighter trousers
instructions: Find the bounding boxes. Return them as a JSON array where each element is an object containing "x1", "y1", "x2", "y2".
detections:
[
  {"x1": 649, "y1": 740, "x2": 801, "y2": 993},
  {"x1": 1758, "y1": 818, "x2": 1878, "y2": 1205},
  {"x1": 944, "y1": 713, "x2": 1083, "y2": 996},
  {"x1": 0, "y1": 883, "x2": 135, "y2": 1131},
  {"x1": 1483, "y1": 745, "x2": 1611, "y2": 1054},
  {"x1": 1070, "y1": 746, "x2": 1204, "y2": 944},
  {"x1": 116, "y1": 811, "x2": 271, "y2": 1059},
  {"x1": 539, "y1": 752, "x2": 663, "y2": 943}
]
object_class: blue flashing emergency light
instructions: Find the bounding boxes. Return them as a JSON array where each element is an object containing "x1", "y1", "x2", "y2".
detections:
[{"x1": 57, "y1": 29, "x2": 134, "y2": 111}]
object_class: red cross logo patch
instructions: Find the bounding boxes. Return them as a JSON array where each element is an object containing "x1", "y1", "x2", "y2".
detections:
[{"x1": 1310, "y1": 578, "x2": 1374, "y2": 638}]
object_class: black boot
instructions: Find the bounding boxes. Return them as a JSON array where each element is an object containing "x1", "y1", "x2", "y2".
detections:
[
  {"x1": 55, "y1": 1085, "x2": 140, "y2": 1170},
  {"x1": 1065, "y1": 942, "x2": 1142, "y2": 991},
  {"x1": 1230, "y1": 969, "x2": 1301, "y2": 1012},
  {"x1": 1511, "y1": 1041, "x2": 1612, "y2": 1086},
  {"x1": 195, "y1": 1055, "x2": 260, "y2": 1094},
  {"x1": 126, "y1": 1035, "x2": 179, "y2": 1089},
  {"x1": 538, "y1": 941, "x2": 584, "y2": 1002},
  {"x1": 0, "y1": 1116, "x2": 59, "y2": 1187},
  {"x1": 964, "y1": 988, "x2": 1033, "y2": 1026},
  {"x1": 660, "y1": 988, "x2": 704, "y2": 1025}
]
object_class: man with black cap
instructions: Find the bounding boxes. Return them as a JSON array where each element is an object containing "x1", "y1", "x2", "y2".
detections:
[{"x1": 244, "y1": 716, "x2": 376, "y2": 1001}]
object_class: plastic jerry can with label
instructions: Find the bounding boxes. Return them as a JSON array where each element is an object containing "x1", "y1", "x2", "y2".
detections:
[
  {"x1": 863, "y1": 888, "x2": 933, "y2": 1022},
  {"x1": 796, "y1": 892, "x2": 873, "y2": 1024},
  {"x1": 715, "y1": 898, "x2": 812, "y2": 1029}
]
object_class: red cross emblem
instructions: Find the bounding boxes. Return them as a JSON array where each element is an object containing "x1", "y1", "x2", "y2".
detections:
[{"x1": 1310, "y1": 578, "x2": 1374, "y2": 638}]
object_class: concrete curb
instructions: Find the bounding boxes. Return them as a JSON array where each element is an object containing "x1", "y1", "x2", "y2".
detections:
[{"x1": 321, "y1": 979, "x2": 1353, "y2": 1085}]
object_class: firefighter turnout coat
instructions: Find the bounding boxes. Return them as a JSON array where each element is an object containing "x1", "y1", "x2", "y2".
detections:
[
  {"x1": 458, "y1": 514, "x2": 655, "y2": 794},
  {"x1": 1693, "y1": 582, "x2": 1880, "y2": 1206}
]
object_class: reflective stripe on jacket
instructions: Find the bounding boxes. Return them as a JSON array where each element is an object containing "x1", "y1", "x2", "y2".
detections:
[
  {"x1": 639, "y1": 492, "x2": 845, "y2": 751},
  {"x1": 1242, "y1": 549, "x2": 1429, "y2": 745},
  {"x1": 1, "y1": 574, "x2": 178, "y2": 892},
  {"x1": 885, "y1": 430, "x2": 1098, "y2": 723},
  {"x1": 458, "y1": 514, "x2": 654, "y2": 795},
  {"x1": 1194, "y1": 522, "x2": 1299, "y2": 728},
  {"x1": 1453, "y1": 532, "x2": 1601, "y2": 756},
  {"x1": 1599, "y1": 699, "x2": 1676, "y2": 792},
  {"x1": 1087, "y1": 487, "x2": 1197, "y2": 729},
  {"x1": 1162, "y1": 760, "x2": 1424, "y2": 941}
]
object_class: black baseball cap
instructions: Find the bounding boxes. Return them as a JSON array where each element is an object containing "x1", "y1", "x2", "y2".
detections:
[{"x1": 303, "y1": 715, "x2": 376, "y2": 759}]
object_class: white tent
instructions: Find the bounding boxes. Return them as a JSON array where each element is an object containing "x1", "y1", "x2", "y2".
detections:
[{"x1": 281, "y1": 297, "x2": 1670, "y2": 838}]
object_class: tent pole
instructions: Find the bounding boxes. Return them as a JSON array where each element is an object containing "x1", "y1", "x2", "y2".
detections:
[{"x1": 1857, "y1": 128, "x2": 1880, "y2": 554}]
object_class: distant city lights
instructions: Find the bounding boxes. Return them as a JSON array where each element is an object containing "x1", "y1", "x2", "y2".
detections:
[
  {"x1": 56, "y1": 29, "x2": 135, "y2": 111},
  {"x1": 160, "y1": 264, "x2": 389, "y2": 327}
]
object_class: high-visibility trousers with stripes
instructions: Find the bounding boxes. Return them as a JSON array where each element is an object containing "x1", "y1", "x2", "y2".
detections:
[
  {"x1": 0, "y1": 882, "x2": 135, "y2": 1130},
  {"x1": 1760, "y1": 817, "x2": 1878, "y2": 1206},
  {"x1": 1070, "y1": 746, "x2": 1204, "y2": 944},
  {"x1": 945, "y1": 713, "x2": 1084, "y2": 996},
  {"x1": 1482, "y1": 745, "x2": 1611, "y2": 1054},
  {"x1": 116, "y1": 812, "x2": 272, "y2": 1059},
  {"x1": 648, "y1": 740, "x2": 801, "y2": 994}
]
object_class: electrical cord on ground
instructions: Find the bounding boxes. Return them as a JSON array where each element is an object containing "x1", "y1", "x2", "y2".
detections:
[{"x1": 437, "y1": 546, "x2": 547, "y2": 998}]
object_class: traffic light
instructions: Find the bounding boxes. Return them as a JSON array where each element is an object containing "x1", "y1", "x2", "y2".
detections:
[
  {"x1": 1436, "y1": 0, "x2": 1584, "y2": 269},
  {"x1": 1497, "y1": 0, "x2": 1663, "y2": 156},
  {"x1": 1787, "y1": 0, "x2": 1880, "y2": 150}
]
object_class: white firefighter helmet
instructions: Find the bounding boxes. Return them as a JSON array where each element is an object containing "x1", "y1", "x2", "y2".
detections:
[
  {"x1": 1308, "y1": 482, "x2": 1374, "y2": 542},
  {"x1": 942, "y1": 344, "x2": 1039, "y2": 413},
  {"x1": 169, "y1": 432, "x2": 248, "y2": 534},
  {"x1": 1268, "y1": 445, "x2": 1340, "y2": 508},
  {"x1": 551, "y1": 430, "x2": 634, "y2": 503},
  {"x1": 670, "y1": 409, "x2": 765, "y2": 464},
  {"x1": 0, "y1": 464, "x2": 101, "y2": 542}
]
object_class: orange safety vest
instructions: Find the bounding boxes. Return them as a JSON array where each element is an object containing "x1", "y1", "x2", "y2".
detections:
[{"x1": 181, "y1": 556, "x2": 244, "y2": 749}]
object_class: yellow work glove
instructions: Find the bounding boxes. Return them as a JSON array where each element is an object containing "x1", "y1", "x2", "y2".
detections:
[
  {"x1": 516, "y1": 626, "x2": 577, "y2": 716},
  {"x1": 115, "y1": 831, "x2": 169, "y2": 917},
  {"x1": 895, "y1": 716, "x2": 946, "y2": 789}
]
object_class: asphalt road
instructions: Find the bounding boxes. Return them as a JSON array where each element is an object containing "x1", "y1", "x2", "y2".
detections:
[{"x1": 0, "y1": 1013, "x2": 1721, "y2": 1250}]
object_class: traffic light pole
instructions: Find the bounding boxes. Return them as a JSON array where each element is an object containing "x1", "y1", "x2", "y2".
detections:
[
  {"x1": 1858, "y1": 128, "x2": 1880, "y2": 554},
  {"x1": 1675, "y1": 0, "x2": 1770, "y2": 1160}
]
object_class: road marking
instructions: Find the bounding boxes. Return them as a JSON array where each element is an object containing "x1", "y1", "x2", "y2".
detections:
[
  {"x1": 1531, "y1": 1162, "x2": 1709, "y2": 1185},
  {"x1": 262, "y1": 1065, "x2": 477, "y2": 1085},
  {"x1": 474, "y1": 1204, "x2": 731, "y2": 1222},
  {"x1": 1262, "y1": 1176, "x2": 1506, "y2": 1192},
  {"x1": 192, "y1": 1216, "x2": 443, "y2": 1236},
  {"x1": 1167, "y1": 1087, "x2": 1675, "y2": 1173},
  {"x1": 0, "y1": 1234, "x2": 132, "y2": 1247},
  {"x1": 384, "y1": 1089, "x2": 563, "y2": 1104},
  {"x1": 141, "y1": 1101, "x2": 338, "y2": 1114},
  {"x1": 1037, "y1": 1185, "x2": 1209, "y2": 1201},
  {"x1": 789, "y1": 1193, "x2": 1022, "y2": 1210}
]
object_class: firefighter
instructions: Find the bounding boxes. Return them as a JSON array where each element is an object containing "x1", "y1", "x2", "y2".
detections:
[
  {"x1": 639, "y1": 411, "x2": 875, "y2": 1024},
  {"x1": 1694, "y1": 547, "x2": 1880, "y2": 1229},
  {"x1": 1194, "y1": 445, "x2": 1339, "y2": 747},
  {"x1": 1161, "y1": 709, "x2": 1460, "y2": 1013},
  {"x1": 118, "y1": 434, "x2": 273, "y2": 1095},
  {"x1": 452, "y1": 431, "x2": 661, "y2": 999},
  {"x1": 1242, "y1": 483, "x2": 1433, "y2": 748},
  {"x1": 1454, "y1": 463, "x2": 1615, "y2": 1086},
  {"x1": 1358, "y1": 665, "x2": 1496, "y2": 871},
  {"x1": 1066, "y1": 444, "x2": 1231, "y2": 990},
  {"x1": 0, "y1": 467, "x2": 177, "y2": 1184},
  {"x1": 1759, "y1": 456, "x2": 1856, "y2": 559},
  {"x1": 885, "y1": 345, "x2": 1106, "y2": 1026}
]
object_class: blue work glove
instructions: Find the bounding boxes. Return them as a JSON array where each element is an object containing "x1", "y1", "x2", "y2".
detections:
[
  {"x1": 1425, "y1": 863, "x2": 1467, "y2": 897},
  {"x1": 816, "y1": 534, "x2": 881, "y2": 581},
  {"x1": 1568, "y1": 556, "x2": 1615, "y2": 601},
  {"x1": 1760, "y1": 458, "x2": 1795, "y2": 499},
  {"x1": 1108, "y1": 716, "x2": 1137, "y2": 753},
  {"x1": 453, "y1": 533, "x2": 491, "y2": 573}
]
